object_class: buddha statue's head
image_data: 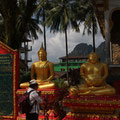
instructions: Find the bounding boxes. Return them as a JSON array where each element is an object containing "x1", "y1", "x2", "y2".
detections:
[
  {"x1": 88, "y1": 52, "x2": 99, "y2": 64},
  {"x1": 38, "y1": 43, "x2": 47, "y2": 61}
]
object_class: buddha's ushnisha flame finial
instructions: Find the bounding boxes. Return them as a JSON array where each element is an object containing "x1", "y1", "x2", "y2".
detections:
[
  {"x1": 40, "y1": 43, "x2": 44, "y2": 50},
  {"x1": 38, "y1": 43, "x2": 47, "y2": 55}
]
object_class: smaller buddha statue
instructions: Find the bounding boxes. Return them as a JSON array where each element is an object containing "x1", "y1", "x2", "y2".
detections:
[
  {"x1": 69, "y1": 52, "x2": 116, "y2": 95},
  {"x1": 20, "y1": 43, "x2": 55, "y2": 89}
]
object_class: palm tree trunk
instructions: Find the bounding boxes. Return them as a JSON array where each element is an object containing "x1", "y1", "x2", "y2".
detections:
[
  {"x1": 4, "y1": 16, "x2": 17, "y2": 49},
  {"x1": 65, "y1": 28, "x2": 69, "y2": 84},
  {"x1": 43, "y1": 2, "x2": 46, "y2": 51},
  {"x1": 43, "y1": 15, "x2": 46, "y2": 51},
  {"x1": 92, "y1": 14, "x2": 95, "y2": 52}
]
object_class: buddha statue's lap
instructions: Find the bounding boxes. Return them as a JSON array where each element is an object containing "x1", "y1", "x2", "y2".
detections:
[
  {"x1": 20, "y1": 81, "x2": 55, "y2": 89},
  {"x1": 20, "y1": 44, "x2": 55, "y2": 89},
  {"x1": 69, "y1": 52, "x2": 116, "y2": 95}
]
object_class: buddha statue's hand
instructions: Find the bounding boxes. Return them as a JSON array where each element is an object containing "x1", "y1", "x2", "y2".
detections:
[
  {"x1": 93, "y1": 76, "x2": 105, "y2": 87},
  {"x1": 36, "y1": 79, "x2": 51, "y2": 84},
  {"x1": 85, "y1": 78, "x2": 94, "y2": 87},
  {"x1": 85, "y1": 74, "x2": 104, "y2": 87},
  {"x1": 45, "y1": 80, "x2": 52, "y2": 83},
  {"x1": 94, "y1": 79, "x2": 103, "y2": 87},
  {"x1": 69, "y1": 86, "x2": 79, "y2": 95}
]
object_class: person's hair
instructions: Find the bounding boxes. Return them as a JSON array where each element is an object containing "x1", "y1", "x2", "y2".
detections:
[{"x1": 29, "y1": 83, "x2": 38, "y2": 88}]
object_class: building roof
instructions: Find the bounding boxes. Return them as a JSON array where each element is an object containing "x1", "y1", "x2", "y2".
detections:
[{"x1": 59, "y1": 56, "x2": 88, "y2": 60}]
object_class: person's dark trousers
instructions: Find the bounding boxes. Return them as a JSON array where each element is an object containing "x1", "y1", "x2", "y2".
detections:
[{"x1": 26, "y1": 113, "x2": 38, "y2": 120}]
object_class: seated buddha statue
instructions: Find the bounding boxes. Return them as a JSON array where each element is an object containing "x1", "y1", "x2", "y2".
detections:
[
  {"x1": 20, "y1": 43, "x2": 55, "y2": 89},
  {"x1": 69, "y1": 52, "x2": 116, "y2": 95}
]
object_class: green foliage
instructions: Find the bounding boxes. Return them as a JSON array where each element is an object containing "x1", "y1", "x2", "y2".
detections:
[
  {"x1": 0, "y1": 0, "x2": 42, "y2": 49},
  {"x1": 46, "y1": 0, "x2": 80, "y2": 33},
  {"x1": 74, "y1": 0, "x2": 98, "y2": 35},
  {"x1": 0, "y1": 0, "x2": 98, "y2": 49},
  {"x1": 0, "y1": 15, "x2": 5, "y2": 42},
  {"x1": 19, "y1": 70, "x2": 31, "y2": 85},
  {"x1": 53, "y1": 78, "x2": 67, "y2": 88}
]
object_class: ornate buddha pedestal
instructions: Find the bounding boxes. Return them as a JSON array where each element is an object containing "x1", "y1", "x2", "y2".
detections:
[
  {"x1": 16, "y1": 88, "x2": 66, "y2": 120},
  {"x1": 63, "y1": 95, "x2": 120, "y2": 120}
]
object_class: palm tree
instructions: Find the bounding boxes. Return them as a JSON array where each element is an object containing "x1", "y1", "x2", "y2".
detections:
[
  {"x1": 35, "y1": 0, "x2": 51, "y2": 51},
  {"x1": 92, "y1": 12, "x2": 96, "y2": 52},
  {"x1": 81, "y1": 0, "x2": 97, "y2": 52},
  {"x1": 16, "y1": 0, "x2": 42, "y2": 68},
  {"x1": 0, "y1": 0, "x2": 42, "y2": 70},
  {"x1": 47, "y1": 0, "x2": 79, "y2": 84},
  {"x1": 16, "y1": 0, "x2": 42, "y2": 44},
  {"x1": 0, "y1": 0, "x2": 18, "y2": 48},
  {"x1": 73, "y1": 0, "x2": 97, "y2": 52},
  {"x1": 83, "y1": 1, "x2": 97, "y2": 52},
  {"x1": 0, "y1": 0, "x2": 42, "y2": 49},
  {"x1": 0, "y1": 15, "x2": 5, "y2": 41}
]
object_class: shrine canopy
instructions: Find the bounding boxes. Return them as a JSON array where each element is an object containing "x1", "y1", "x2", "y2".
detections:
[{"x1": 0, "y1": 41, "x2": 16, "y2": 54}]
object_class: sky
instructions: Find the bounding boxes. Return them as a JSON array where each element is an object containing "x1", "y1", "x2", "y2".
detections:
[{"x1": 28, "y1": 25, "x2": 104, "y2": 67}]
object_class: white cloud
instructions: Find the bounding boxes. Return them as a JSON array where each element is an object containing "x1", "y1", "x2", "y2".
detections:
[{"x1": 28, "y1": 25, "x2": 104, "y2": 67}]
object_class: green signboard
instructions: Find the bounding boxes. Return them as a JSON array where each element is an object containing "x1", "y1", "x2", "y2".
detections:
[{"x1": 0, "y1": 54, "x2": 13, "y2": 116}]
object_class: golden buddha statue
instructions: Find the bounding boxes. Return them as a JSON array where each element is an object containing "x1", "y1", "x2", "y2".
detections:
[
  {"x1": 69, "y1": 52, "x2": 116, "y2": 95},
  {"x1": 20, "y1": 43, "x2": 55, "y2": 89}
]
